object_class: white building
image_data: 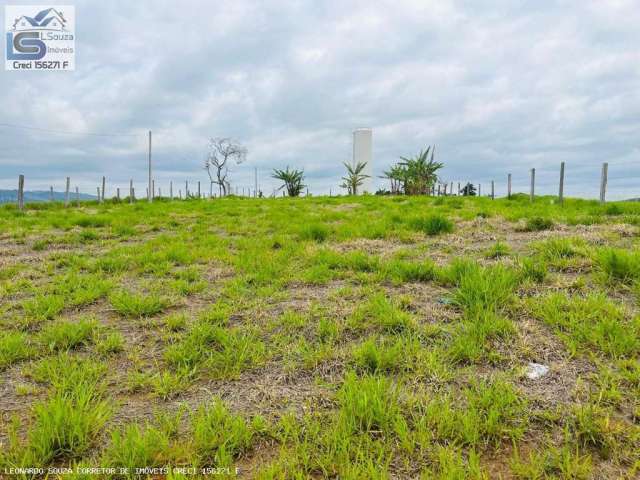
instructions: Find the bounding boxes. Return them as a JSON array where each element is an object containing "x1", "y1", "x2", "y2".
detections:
[{"x1": 352, "y1": 128, "x2": 373, "y2": 193}]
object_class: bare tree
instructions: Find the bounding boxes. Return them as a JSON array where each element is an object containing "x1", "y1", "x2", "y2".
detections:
[{"x1": 204, "y1": 138, "x2": 247, "y2": 196}]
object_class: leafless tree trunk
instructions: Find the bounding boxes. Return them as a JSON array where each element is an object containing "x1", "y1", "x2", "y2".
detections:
[{"x1": 204, "y1": 138, "x2": 247, "y2": 196}]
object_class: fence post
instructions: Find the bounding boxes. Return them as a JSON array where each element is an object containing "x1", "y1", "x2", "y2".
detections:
[
  {"x1": 530, "y1": 168, "x2": 535, "y2": 202},
  {"x1": 185, "y1": 180, "x2": 188, "y2": 198},
  {"x1": 170, "y1": 181, "x2": 173, "y2": 200},
  {"x1": 75, "y1": 186, "x2": 80, "y2": 206},
  {"x1": 117, "y1": 188, "x2": 120, "y2": 201},
  {"x1": 457, "y1": 182, "x2": 460, "y2": 196},
  {"x1": 129, "y1": 179, "x2": 133, "y2": 204},
  {"x1": 478, "y1": 184, "x2": 481, "y2": 197},
  {"x1": 600, "y1": 162, "x2": 608, "y2": 204},
  {"x1": 64, "y1": 177, "x2": 70, "y2": 207},
  {"x1": 17, "y1": 174, "x2": 24, "y2": 211},
  {"x1": 49, "y1": 186, "x2": 54, "y2": 202},
  {"x1": 491, "y1": 180, "x2": 495, "y2": 200},
  {"x1": 179, "y1": 190, "x2": 182, "y2": 200},
  {"x1": 558, "y1": 162, "x2": 565, "y2": 205},
  {"x1": 101, "y1": 176, "x2": 106, "y2": 202},
  {"x1": 198, "y1": 181, "x2": 201, "y2": 198},
  {"x1": 97, "y1": 187, "x2": 101, "y2": 203},
  {"x1": 507, "y1": 173, "x2": 512, "y2": 199}
]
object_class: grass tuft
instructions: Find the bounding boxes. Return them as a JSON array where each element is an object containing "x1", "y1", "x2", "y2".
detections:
[{"x1": 409, "y1": 214, "x2": 454, "y2": 236}]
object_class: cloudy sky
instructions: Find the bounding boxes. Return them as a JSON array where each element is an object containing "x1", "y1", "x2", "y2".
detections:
[{"x1": 1, "y1": 0, "x2": 639, "y2": 198}]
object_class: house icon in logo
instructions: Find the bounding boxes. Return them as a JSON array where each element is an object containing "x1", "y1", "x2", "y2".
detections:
[{"x1": 12, "y1": 8, "x2": 67, "y2": 32}]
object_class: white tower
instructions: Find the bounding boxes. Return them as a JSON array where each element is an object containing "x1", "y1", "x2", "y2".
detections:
[{"x1": 352, "y1": 128, "x2": 373, "y2": 193}]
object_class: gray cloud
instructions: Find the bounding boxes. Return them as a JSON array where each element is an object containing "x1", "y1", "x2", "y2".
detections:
[{"x1": 1, "y1": 0, "x2": 639, "y2": 199}]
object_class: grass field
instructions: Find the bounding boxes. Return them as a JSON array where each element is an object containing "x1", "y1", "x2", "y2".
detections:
[{"x1": 0, "y1": 194, "x2": 639, "y2": 479}]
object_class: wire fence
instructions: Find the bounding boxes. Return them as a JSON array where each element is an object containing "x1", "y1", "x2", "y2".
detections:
[
  {"x1": 1, "y1": 123, "x2": 638, "y2": 207},
  {"x1": 8, "y1": 159, "x2": 632, "y2": 211}
]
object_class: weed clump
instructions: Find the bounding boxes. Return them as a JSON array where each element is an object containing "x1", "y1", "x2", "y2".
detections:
[
  {"x1": 596, "y1": 248, "x2": 640, "y2": 285},
  {"x1": 300, "y1": 223, "x2": 329, "y2": 242},
  {"x1": 409, "y1": 214, "x2": 454, "y2": 236},
  {"x1": 522, "y1": 216, "x2": 554, "y2": 232},
  {"x1": 110, "y1": 290, "x2": 169, "y2": 318}
]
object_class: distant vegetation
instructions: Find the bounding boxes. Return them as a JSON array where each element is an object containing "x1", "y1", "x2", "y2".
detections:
[
  {"x1": 272, "y1": 166, "x2": 306, "y2": 197},
  {"x1": 340, "y1": 161, "x2": 369, "y2": 195},
  {"x1": 381, "y1": 145, "x2": 443, "y2": 195}
]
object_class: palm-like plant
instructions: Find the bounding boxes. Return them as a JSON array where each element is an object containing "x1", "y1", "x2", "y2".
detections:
[
  {"x1": 399, "y1": 146, "x2": 443, "y2": 195},
  {"x1": 381, "y1": 165, "x2": 407, "y2": 194},
  {"x1": 340, "y1": 161, "x2": 370, "y2": 195},
  {"x1": 272, "y1": 167, "x2": 306, "y2": 197}
]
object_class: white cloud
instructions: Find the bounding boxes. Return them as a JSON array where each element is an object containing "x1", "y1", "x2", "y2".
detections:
[{"x1": 0, "y1": 0, "x2": 639, "y2": 199}]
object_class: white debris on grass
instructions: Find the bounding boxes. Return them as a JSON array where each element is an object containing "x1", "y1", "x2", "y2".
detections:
[{"x1": 526, "y1": 362, "x2": 549, "y2": 380}]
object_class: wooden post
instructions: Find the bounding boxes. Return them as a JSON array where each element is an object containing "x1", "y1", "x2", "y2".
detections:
[
  {"x1": 148, "y1": 130, "x2": 152, "y2": 203},
  {"x1": 457, "y1": 182, "x2": 460, "y2": 196},
  {"x1": 97, "y1": 187, "x2": 101, "y2": 203},
  {"x1": 198, "y1": 181, "x2": 201, "y2": 198},
  {"x1": 491, "y1": 180, "x2": 495, "y2": 200},
  {"x1": 185, "y1": 180, "x2": 189, "y2": 198},
  {"x1": 530, "y1": 168, "x2": 535, "y2": 202},
  {"x1": 600, "y1": 162, "x2": 608, "y2": 204},
  {"x1": 170, "y1": 181, "x2": 173, "y2": 200},
  {"x1": 179, "y1": 190, "x2": 182, "y2": 200},
  {"x1": 117, "y1": 188, "x2": 120, "y2": 201},
  {"x1": 101, "y1": 176, "x2": 106, "y2": 202},
  {"x1": 65, "y1": 177, "x2": 70, "y2": 207},
  {"x1": 558, "y1": 162, "x2": 565, "y2": 205},
  {"x1": 17, "y1": 175, "x2": 24, "y2": 210},
  {"x1": 49, "y1": 186, "x2": 53, "y2": 202},
  {"x1": 129, "y1": 179, "x2": 134, "y2": 204},
  {"x1": 75, "y1": 186, "x2": 80, "y2": 206},
  {"x1": 478, "y1": 184, "x2": 481, "y2": 197},
  {"x1": 507, "y1": 174, "x2": 512, "y2": 199}
]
